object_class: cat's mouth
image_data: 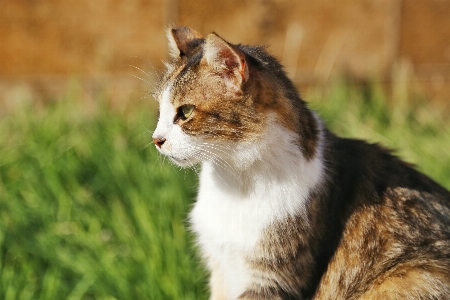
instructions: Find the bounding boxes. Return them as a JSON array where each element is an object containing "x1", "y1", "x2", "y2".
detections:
[{"x1": 169, "y1": 155, "x2": 198, "y2": 168}]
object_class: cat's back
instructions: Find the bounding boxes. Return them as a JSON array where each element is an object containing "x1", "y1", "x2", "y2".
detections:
[{"x1": 314, "y1": 135, "x2": 450, "y2": 299}]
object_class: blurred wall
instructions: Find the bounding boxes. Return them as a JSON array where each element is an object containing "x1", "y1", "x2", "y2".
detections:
[{"x1": 1, "y1": 0, "x2": 449, "y2": 106}]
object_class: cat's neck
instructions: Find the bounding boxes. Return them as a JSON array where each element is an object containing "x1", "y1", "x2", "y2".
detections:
[{"x1": 202, "y1": 114, "x2": 326, "y2": 199}]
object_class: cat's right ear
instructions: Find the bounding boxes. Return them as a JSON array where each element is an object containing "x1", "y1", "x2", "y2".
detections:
[
  {"x1": 204, "y1": 33, "x2": 249, "y2": 96},
  {"x1": 167, "y1": 26, "x2": 204, "y2": 59}
]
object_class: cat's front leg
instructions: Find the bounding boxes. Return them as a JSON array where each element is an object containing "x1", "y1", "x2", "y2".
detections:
[{"x1": 209, "y1": 261, "x2": 228, "y2": 300}]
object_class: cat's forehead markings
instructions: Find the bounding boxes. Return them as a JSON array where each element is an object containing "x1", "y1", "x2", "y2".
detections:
[{"x1": 163, "y1": 63, "x2": 187, "y2": 104}]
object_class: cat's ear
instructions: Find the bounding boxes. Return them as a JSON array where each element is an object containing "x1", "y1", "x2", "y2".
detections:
[
  {"x1": 204, "y1": 33, "x2": 249, "y2": 95},
  {"x1": 167, "y1": 26, "x2": 204, "y2": 59}
]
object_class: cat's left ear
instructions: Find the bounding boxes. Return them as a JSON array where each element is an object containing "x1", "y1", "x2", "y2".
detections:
[
  {"x1": 204, "y1": 33, "x2": 249, "y2": 96},
  {"x1": 167, "y1": 26, "x2": 204, "y2": 59}
]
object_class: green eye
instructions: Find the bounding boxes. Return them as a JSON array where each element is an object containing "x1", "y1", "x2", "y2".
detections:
[{"x1": 179, "y1": 105, "x2": 195, "y2": 120}]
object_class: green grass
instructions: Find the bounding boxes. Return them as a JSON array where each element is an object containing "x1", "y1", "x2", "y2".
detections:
[
  {"x1": 308, "y1": 80, "x2": 450, "y2": 186},
  {"x1": 0, "y1": 90, "x2": 206, "y2": 299},
  {"x1": 0, "y1": 81, "x2": 449, "y2": 299}
]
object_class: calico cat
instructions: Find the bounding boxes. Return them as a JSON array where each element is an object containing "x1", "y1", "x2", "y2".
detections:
[{"x1": 152, "y1": 26, "x2": 450, "y2": 299}]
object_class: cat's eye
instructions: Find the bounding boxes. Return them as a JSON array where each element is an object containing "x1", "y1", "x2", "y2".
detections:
[
  {"x1": 178, "y1": 105, "x2": 195, "y2": 120},
  {"x1": 175, "y1": 104, "x2": 195, "y2": 122},
  {"x1": 181, "y1": 105, "x2": 195, "y2": 118}
]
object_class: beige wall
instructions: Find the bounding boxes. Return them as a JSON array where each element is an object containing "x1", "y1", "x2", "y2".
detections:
[
  {"x1": 179, "y1": 0, "x2": 401, "y2": 81},
  {"x1": 1, "y1": 0, "x2": 449, "y2": 104},
  {"x1": 1, "y1": 0, "x2": 167, "y2": 76}
]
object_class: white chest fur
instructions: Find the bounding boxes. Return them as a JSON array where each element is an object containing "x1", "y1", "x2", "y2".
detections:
[{"x1": 190, "y1": 123, "x2": 324, "y2": 299}]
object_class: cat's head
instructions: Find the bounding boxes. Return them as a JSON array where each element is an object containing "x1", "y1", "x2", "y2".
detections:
[{"x1": 152, "y1": 27, "x2": 318, "y2": 169}]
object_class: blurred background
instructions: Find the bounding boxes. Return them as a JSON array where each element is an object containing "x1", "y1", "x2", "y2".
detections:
[
  {"x1": 1, "y1": 0, "x2": 450, "y2": 107},
  {"x1": 1, "y1": 1, "x2": 449, "y2": 299}
]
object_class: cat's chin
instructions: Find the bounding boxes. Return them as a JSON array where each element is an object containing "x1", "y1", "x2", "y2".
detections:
[{"x1": 169, "y1": 155, "x2": 199, "y2": 168}]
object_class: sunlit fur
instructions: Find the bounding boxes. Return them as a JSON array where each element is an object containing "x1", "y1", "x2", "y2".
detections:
[
  {"x1": 190, "y1": 116, "x2": 324, "y2": 299},
  {"x1": 153, "y1": 27, "x2": 450, "y2": 299}
]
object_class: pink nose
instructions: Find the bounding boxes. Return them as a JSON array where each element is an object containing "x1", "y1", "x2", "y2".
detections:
[{"x1": 153, "y1": 137, "x2": 166, "y2": 148}]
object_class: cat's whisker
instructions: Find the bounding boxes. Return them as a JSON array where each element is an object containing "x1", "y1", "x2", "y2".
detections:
[
  {"x1": 192, "y1": 150, "x2": 221, "y2": 168},
  {"x1": 143, "y1": 142, "x2": 154, "y2": 150},
  {"x1": 152, "y1": 151, "x2": 165, "y2": 169},
  {"x1": 203, "y1": 156, "x2": 238, "y2": 184},
  {"x1": 196, "y1": 144, "x2": 233, "y2": 164},
  {"x1": 129, "y1": 64, "x2": 154, "y2": 80},
  {"x1": 188, "y1": 160, "x2": 201, "y2": 177},
  {"x1": 143, "y1": 125, "x2": 155, "y2": 135},
  {"x1": 193, "y1": 146, "x2": 238, "y2": 179},
  {"x1": 193, "y1": 152, "x2": 232, "y2": 188},
  {"x1": 197, "y1": 143, "x2": 237, "y2": 163},
  {"x1": 129, "y1": 56, "x2": 159, "y2": 71},
  {"x1": 198, "y1": 142, "x2": 234, "y2": 155},
  {"x1": 161, "y1": 153, "x2": 168, "y2": 167},
  {"x1": 160, "y1": 142, "x2": 238, "y2": 182},
  {"x1": 128, "y1": 73, "x2": 153, "y2": 86}
]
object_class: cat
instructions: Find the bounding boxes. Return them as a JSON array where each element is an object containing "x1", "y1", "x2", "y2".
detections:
[{"x1": 152, "y1": 26, "x2": 450, "y2": 299}]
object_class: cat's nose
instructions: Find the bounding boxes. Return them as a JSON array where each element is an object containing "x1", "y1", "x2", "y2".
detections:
[{"x1": 153, "y1": 137, "x2": 166, "y2": 148}]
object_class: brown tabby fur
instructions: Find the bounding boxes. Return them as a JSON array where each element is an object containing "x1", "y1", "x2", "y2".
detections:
[{"x1": 155, "y1": 27, "x2": 450, "y2": 299}]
